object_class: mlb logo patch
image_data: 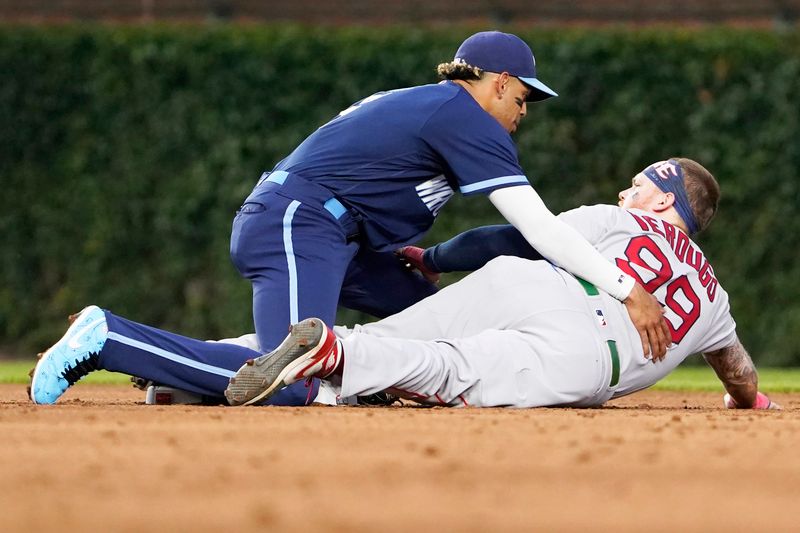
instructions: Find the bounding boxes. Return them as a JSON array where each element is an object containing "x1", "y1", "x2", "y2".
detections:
[{"x1": 595, "y1": 309, "x2": 607, "y2": 327}]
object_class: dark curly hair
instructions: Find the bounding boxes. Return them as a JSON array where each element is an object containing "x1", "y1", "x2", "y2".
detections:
[{"x1": 436, "y1": 60, "x2": 484, "y2": 81}]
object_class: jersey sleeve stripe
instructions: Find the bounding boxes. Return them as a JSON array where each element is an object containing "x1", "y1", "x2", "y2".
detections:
[{"x1": 459, "y1": 175, "x2": 529, "y2": 194}]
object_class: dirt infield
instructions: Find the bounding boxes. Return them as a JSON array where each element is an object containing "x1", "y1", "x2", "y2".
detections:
[{"x1": 2, "y1": 384, "x2": 798, "y2": 532}]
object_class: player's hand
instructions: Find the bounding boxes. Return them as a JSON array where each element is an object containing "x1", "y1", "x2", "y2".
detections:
[
  {"x1": 396, "y1": 246, "x2": 441, "y2": 284},
  {"x1": 623, "y1": 283, "x2": 671, "y2": 362},
  {"x1": 723, "y1": 391, "x2": 782, "y2": 410}
]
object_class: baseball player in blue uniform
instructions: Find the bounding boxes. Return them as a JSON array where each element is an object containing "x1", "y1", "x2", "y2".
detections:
[
  {"x1": 29, "y1": 31, "x2": 669, "y2": 405},
  {"x1": 230, "y1": 30, "x2": 668, "y2": 363}
]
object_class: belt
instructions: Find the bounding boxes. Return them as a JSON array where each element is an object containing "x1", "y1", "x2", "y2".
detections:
[
  {"x1": 576, "y1": 277, "x2": 620, "y2": 388},
  {"x1": 246, "y1": 171, "x2": 360, "y2": 241},
  {"x1": 259, "y1": 171, "x2": 347, "y2": 220}
]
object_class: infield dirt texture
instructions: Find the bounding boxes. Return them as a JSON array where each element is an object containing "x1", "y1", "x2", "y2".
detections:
[{"x1": 2, "y1": 384, "x2": 798, "y2": 532}]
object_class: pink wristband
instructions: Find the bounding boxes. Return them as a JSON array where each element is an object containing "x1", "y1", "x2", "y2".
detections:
[
  {"x1": 754, "y1": 391, "x2": 771, "y2": 409},
  {"x1": 724, "y1": 391, "x2": 771, "y2": 409}
]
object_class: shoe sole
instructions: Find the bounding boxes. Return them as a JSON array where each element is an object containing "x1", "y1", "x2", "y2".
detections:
[
  {"x1": 225, "y1": 319, "x2": 325, "y2": 406},
  {"x1": 29, "y1": 305, "x2": 103, "y2": 404}
]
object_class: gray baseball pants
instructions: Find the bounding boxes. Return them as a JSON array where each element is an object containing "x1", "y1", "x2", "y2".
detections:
[{"x1": 336, "y1": 257, "x2": 625, "y2": 408}]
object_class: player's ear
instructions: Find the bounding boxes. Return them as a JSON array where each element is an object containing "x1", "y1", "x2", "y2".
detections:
[
  {"x1": 655, "y1": 192, "x2": 675, "y2": 212},
  {"x1": 495, "y1": 72, "x2": 510, "y2": 98}
]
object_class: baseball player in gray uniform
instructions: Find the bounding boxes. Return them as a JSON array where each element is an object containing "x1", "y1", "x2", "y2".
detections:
[{"x1": 226, "y1": 158, "x2": 779, "y2": 410}]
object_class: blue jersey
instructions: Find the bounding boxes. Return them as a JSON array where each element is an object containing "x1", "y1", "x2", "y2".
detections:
[{"x1": 272, "y1": 81, "x2": 530, "y2": 251}]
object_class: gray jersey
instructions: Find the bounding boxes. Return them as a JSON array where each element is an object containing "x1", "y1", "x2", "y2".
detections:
[{"x1": 558, "y1": 205, "x2": 737, "y2": 396}]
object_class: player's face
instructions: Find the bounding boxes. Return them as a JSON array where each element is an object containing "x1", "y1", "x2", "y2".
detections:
[
  {"x1": 618, "y1": 168, "x2": 665, "y2": 210},
  {"x1": 489, "y1": 76, "x2": 530, "y2": 133}
]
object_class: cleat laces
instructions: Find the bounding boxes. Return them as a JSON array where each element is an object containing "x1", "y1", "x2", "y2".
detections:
[{"x1": 62, "y1": 353, "x2": 101, "y2": 385}]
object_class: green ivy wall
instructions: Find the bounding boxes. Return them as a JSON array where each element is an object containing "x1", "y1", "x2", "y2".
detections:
[{"x1": 1, "y1": 26, "x2": 798, "y2": 364}]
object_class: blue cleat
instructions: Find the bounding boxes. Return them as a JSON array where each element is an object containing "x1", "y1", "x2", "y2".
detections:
[{"x1": 29, "y1": 305, "x2": 108, "y2": 404}]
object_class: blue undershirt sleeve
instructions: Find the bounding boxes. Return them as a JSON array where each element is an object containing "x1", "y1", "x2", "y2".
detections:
[{"x1": 423, "y1": 224, "x2": 544, "y2": 273}]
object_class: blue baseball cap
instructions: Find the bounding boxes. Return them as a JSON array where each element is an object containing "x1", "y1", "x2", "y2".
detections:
[{"x1": 454, "y1": 31, "x2": 558, "y2": 102}]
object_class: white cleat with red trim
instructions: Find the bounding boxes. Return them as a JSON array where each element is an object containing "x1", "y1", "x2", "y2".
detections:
[{"x1": 224, "y1": 318, "x2": 341, "y2": 406}]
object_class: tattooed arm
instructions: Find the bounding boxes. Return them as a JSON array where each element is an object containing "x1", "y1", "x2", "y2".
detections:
[{"x1": 703, "y1": 338, "x2": 759, "y2": 408}]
